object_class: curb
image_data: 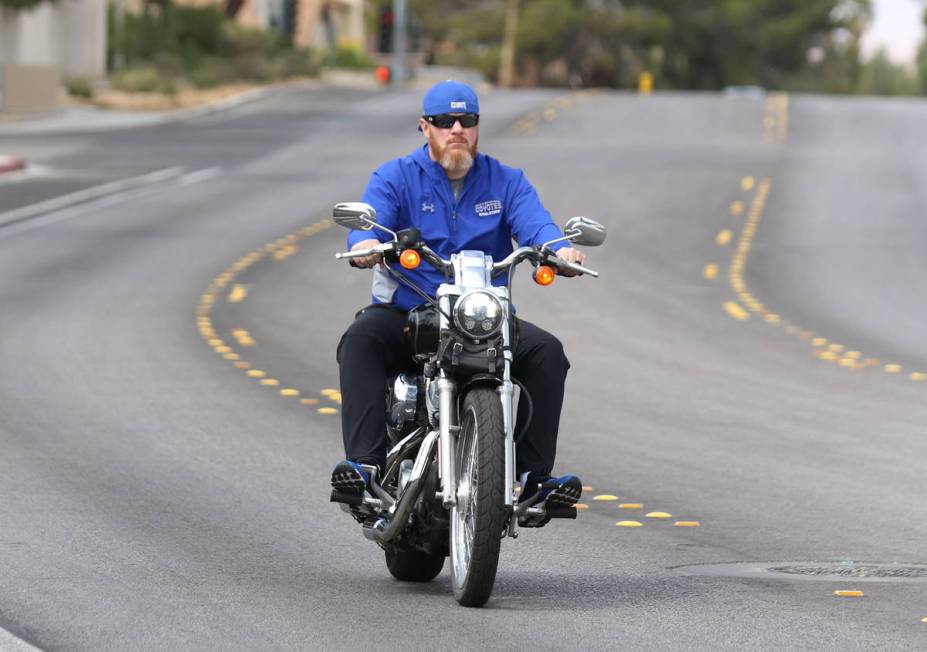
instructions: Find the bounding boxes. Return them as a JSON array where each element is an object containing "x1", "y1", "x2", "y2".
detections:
[{"x1": 0, "y1": 154, "x2": 26, "y2": 175}]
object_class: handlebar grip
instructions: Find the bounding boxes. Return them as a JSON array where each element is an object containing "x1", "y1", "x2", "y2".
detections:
[
  {"x1": 335, "y1": 249, "x2": 377, "y2": 260},
  {"x1": 551, "y1": 257, "x2": 599, "y2": 278}
]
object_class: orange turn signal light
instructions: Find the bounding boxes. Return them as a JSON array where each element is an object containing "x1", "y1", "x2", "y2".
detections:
[
  {"x1": 400, "y1": 249, "x2": 421, "y2": 269},
  {"x1": 533, "y1": 265, "x2": 556, "y2": 286}
]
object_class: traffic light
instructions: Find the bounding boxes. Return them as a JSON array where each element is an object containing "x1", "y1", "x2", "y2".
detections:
[{"x1": 379, "y1": 7, "x2": 393, "y2": 53}]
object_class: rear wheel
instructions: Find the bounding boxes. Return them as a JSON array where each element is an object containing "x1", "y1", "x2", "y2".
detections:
[
  {"x1": 384, "y1": 548, "x2": 445, "y2": 582},
  {"x1": 450, "y1": 387, "x2": 506, "y2": 607}
]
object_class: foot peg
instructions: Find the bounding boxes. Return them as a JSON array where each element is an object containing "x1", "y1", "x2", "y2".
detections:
[{"x1": 330, "y1": 489, "x2": 364, "y2": 506}]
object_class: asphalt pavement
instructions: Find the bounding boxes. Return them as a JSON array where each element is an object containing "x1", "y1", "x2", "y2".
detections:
[{"x1": 0, "y1": 84, "x2": 926, "y2": 651}]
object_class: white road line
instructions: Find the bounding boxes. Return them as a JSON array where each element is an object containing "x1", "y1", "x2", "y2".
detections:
[
  {"x1": 180, "y1": 166, "x2": 223, "y2": 185},
  {"x1": 0, "y1": 166, "x2": 185, "y2": 229},
  {"x1": 0, "y1": 626, "x2": 41, "y2": 652}
]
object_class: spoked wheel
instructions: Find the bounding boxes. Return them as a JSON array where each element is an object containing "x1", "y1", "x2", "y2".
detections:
[{"x1": 450, "y1": 387, "x2": 506, "y2": 607}]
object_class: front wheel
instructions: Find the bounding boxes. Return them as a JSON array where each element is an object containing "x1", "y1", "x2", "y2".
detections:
[{"x1": 450, "y1": 387, "x2": 507, "y2": 607}]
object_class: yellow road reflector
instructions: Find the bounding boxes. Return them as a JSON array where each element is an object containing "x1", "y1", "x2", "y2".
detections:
[
  {"x1": 247, "y1": 370, "x2": 266, "y2": 378},
  {"x1": 703, "y1": 263, "x2": 719, "y2": 280},
  {"x1": 645, "y1": 512, "x2": 672, "y2": 518},
  {"x1": 207, "y1": 338, "x2": 224, "y2": 347},
  {"x1": 723, "y1": 301, "x2": 750, "y2": 321},
  {"x1": 543, "y1": 107, "x2": 557, "y2": 122},
  {"x1": 741, "y1": 176, "x2": 755, "y2": 190},
  {"x1": 581, "y1": 486, "x2": 594, "y2": 492},
  {"x1": 818, "y1": 351, "x2": 837, "y2": 361},
  {"x1": 922, "y1": 617, "x2": 927, "y2": 623},
  {"x1": 223, "y1": 353, "x2": 240, "y2": 361},
  {"x1": 715, "y1": 229, "x2": 733, "y2": 246},
  {"x1": 884, "y1": 364, "x2": 902, "y2": 373},
  {"x1": 318, "y1": 407, "x2": 338, "y2": 415},
  {"x1": 593, "y1": 495, "x2": 618, "y2": 501},
  {"x1": 911, "y1": 373, "x2": 927, "y2": 382},
  {"x1": 260, "y1": 379, "x2": 280, "y2": 386},
  {"x1": 301, "y1": 398, "x2": 319, "y2": 405},
  {"x1": 812, "y1": 337, "x2": 827, "y2": 347},
  {"x1": 616, "y1": 521, "x2": 642, "y2": 528},
  {"x1": 834, "y1": 590, "x2": 864, "y2": 598},
  {"x1": 574, "y1": 504, "x2": 589, "y2": 510},
  {"x1": 619, "y1": 503, "x2": 643, "y2": 509},
  {"x1": 730, "y1": 200, "x2": 745, "y2": 216},
  {"x1": 232, "y1": 328, "x2": 250, "y2": 337},
  {"x1": 846, "y1": 351, "x2": 861, "y2": 359},
  {"x1": 674, "y1": 521, "x2": 701, "y2": 527},
  {"x1": 238, "y1": 338, "x2": 256, "y2": 347},
  {"x1": 227, "y1": 284, "x2": 247, "y2": 303},
  {"x1": 280, "y1": 388, "x2": 300, "y2": 397},
  {"x1": 214, "y1": 346, "x2": 231, "y2": 354},
  {"x1": 320, "y1": 388, "x2": 339, "y2": 397},
  {"x1": 234, "y1": 362, "x2": 251, "y2": 369},
  {"x1": 838, "y1": 358, "x2": 856, "y2": 368},
  {"x1": 828, "y1": 343, "x2": 844, "y2": 353}
]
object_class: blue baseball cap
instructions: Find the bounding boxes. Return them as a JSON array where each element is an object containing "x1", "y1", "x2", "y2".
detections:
[{"x1": 422, "y1": 80, "x2": 480, "y2": 116}]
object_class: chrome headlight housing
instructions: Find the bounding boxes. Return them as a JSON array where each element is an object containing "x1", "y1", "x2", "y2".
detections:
[{"x1": 453, "y1": 290, "x2": 504, "y2": 339}]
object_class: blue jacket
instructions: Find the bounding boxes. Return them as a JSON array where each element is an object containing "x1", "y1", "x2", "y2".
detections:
[{"x1": 348, "y1": 144, "x2": 566, "y2": 311}]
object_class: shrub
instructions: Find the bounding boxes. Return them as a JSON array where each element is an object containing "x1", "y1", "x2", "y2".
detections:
[
  {"x1": 112, "y1": 66, "x2": 177, "y2": 94},
  {"x1": 65, "y1": 77, "x2": 94, "y2": 99},
  {"x1": 323, "y1": 45, "x2": 376, "y2": 69},
  {"x1": 189, "y1": 57, "x2": 237, "y2": 88},
  {"x1": 281, "y1": 48, "x2": 322, "y2": 77}
]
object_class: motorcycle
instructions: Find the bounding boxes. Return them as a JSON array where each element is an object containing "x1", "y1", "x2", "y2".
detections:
[{"x1": 331, "y1": 202, "x2": 606, "y2": 607}]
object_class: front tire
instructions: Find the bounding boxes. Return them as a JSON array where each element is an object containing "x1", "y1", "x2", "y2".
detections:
[
  {"x1": 385, "y1": 548, "x2": 445, "y2": 582},
  {"x1": 450, "y1": 387, "x2": 506, "y2": 607}
]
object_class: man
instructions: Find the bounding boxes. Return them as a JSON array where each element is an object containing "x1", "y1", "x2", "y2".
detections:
[{"x1": 332, "y1": 80, "x2": 587, "y2": 523}]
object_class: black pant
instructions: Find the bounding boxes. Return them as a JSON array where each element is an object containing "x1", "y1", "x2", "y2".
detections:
[{"x1": 336, "y1": 304, "x2": 571, "y2": 476}]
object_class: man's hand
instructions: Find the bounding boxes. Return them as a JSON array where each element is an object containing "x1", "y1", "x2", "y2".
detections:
[
  {"x1": 350, "y1": 238, "x2": 384, "y2": 268},
  {"x1": 554, "y1": 247, "x2": 587, "y2": 277}
]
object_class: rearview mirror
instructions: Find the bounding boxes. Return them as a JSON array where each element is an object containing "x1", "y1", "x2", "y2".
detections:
[
  {"x1": 564, "y1": 216, "x2": 606, "y2": 247},
  {"x1": 333, "y1": 202, "x2": 377, "y2": 231}
]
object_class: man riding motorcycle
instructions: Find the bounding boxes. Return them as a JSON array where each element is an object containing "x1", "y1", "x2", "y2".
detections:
[{"x1": 333, "y1": 80, "x2": 587, "y2": 525}]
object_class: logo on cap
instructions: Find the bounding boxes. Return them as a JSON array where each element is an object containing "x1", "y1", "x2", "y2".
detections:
[{"x1": 450, "y1": 101, "x2": 467, "y2": 110}]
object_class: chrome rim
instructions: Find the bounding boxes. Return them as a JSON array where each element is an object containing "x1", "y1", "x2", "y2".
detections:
[{"x1": 451, "y1": 408, "x2": 478, "y2": 589}]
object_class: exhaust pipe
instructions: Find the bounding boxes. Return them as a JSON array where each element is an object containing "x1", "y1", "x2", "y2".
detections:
[{"x1": 369, "y1": 430, "x2": 438, "y2": 544}]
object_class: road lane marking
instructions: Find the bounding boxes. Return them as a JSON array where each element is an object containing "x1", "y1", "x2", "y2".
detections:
[
  {"x1": 834, "y1": 590, "x2": 864, "y2": 598},
  {"x1": 180, "y1": 166, "x2": 223, "y2": 185},
  {"x1": 227, "y1": 284, "x2": 248, "y2": 303},
  {"x1": 616, "y1": 521, "x2": 642, "y2": 527},
  {"x1": 674, "y1": 521, "x2": 701, "y2": 527},
  {"x1": 592, "y1": 495, "x2": 618, "y2": 501},
  {"x1": 0, "y1": 166, "x2": 185, "y2": 232},
  {"x1": 717, "y1": 178, "x2": 918, "y2": 384},
  {"x1": 619, "y1": 503, "x2": 643, "y2": 509},
  {"x1": 645, "y1": 512, "x2": 672, "y2": 518},
  {"x1": 196, "y1": 217, "x2": 341, "y2": 412},
  {"x1": 0, "y1": 626, "x2": 41, "y2": 652},
  {"x1": 723, "y1": 301, "x2": 750, "y2": 321}
]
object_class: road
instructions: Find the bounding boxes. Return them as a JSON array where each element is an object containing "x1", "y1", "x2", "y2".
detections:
[{"x1": 0, "y1": 85, "x2": 926, "y2": 650}]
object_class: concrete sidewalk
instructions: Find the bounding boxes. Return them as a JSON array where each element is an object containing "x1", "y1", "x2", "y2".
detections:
[{"x1": 0, "y1": 82, "x2": 301, "y2": 136}]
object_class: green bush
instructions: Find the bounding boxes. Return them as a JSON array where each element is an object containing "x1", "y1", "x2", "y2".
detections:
[
  {"x1": 281, "y1": 48, "x2": 322, "y2": 77},
  {"x1": 112, "y1": 66, "x2": 177, "y2": 94},
  {"x1": 323, "y1": 45, "x2": 376, "y2": 70},
  {"x1": 65, "y1": 77, "x2": 95, "y2": 99},
  {"x1": 189, "y1": 57, "x2": 237, "y2": 88}
]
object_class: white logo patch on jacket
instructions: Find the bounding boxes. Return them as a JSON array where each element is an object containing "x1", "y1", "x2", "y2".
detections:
[{"x1": 474, "y1": 199, "x2": 503, "y2": 217}]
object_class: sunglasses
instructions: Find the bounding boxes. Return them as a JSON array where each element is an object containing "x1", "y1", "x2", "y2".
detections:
[{"x1": 424, "y1": 113, "x2": 480, "y2": 129}]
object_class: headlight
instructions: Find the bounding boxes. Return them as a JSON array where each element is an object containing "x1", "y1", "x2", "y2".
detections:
[{"x1": 453, "y1": 290, "x2": 504, "y2": 339}]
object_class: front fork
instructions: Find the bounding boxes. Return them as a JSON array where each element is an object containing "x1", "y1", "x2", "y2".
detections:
[{"x1": 436, "y1": 340, "x2": 518, "y2": 536}]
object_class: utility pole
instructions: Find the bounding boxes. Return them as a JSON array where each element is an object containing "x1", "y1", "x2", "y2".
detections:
[
  {"x1": 391, "y1": 0, "x2": 406, "y2": 86},
  {"x1": 498, "y1": 0, "x2": 519, "y2": 87}
]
